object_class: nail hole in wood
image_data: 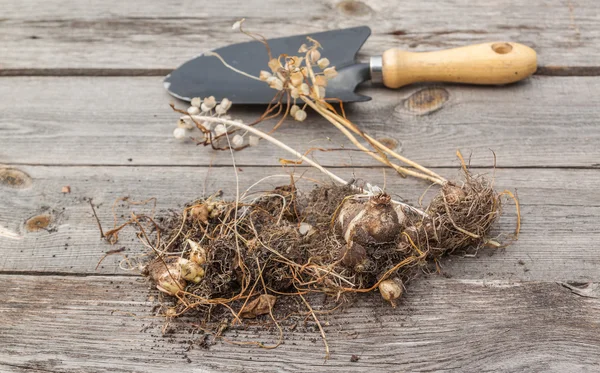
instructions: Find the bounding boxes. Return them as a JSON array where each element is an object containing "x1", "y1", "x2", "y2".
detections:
[{"x1": 491, "y1": 42, "x2": 513, "y2": 54}]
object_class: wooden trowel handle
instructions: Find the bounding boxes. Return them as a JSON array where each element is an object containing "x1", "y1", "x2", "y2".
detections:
[{"x1": 378, "y1": 42, "x2": 537, "y2": 88}]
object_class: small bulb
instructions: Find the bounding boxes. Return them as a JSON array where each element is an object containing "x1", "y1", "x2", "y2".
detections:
[
  {"x1": 298, "y1": 44, "x2": 308, "y2": 53},
  {"x1": 324, "y1": 67, "x2": 338, "y2": 80},
  {"x1": 379, "y1": 278, "x2": 403, "y2": 307},
  {"x1": 187, "y1": 106, "x2": 200, "y2": 115},
  {"x1": 173, "y1": 127, "x2": 187, "y2": 140},
  {"x1": 317, "y1": 58, "x2": 330, "y2": 69},
  {"x1": 294, "y1": 109, "x2": 307, "y2": 122},
  {"x1": 214, "y1": 124, "x2": 227, "y2": 136},
  {"x1": 290, "y1": 104, "x2": 300, "y2": 117},
  {"x1": 190, "y1": 97, "x2": 202, "y2": 108},
  {"x1": 231, "y1": 134, "x2": 244, "y2": 147},
  {"x1": 248, "y1": 136, "x2": 259, "y2": 147}
]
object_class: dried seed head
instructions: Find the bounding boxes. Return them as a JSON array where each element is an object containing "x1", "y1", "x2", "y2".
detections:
[
  {"x1": 290, "y1": 104, "x2": 300, "y2": 117},
  {"x1": 294, "y1": 109, "x2": 307, "y2": 122},
  {"x1": 231, "y1": 134, "x2": 244, "y2": 147},
  {"x1": 191, "y1": 97, "x2": 202, "y2": 108},
  {"x1": 248, "y1": 136, "x2": 259, "y2": 147},
  {"x1": 379, "y1": 278, "x2": 403, "y2": 307},
  {"x1": 259, "y1": 70, "x2": 272, "y2": 81},
  {"x1": 317, "y1": 58, "x2": 330, "y2": 69},
  {"x1": 324, "y1": 67, "x2": 338, "y2": 80},
  {"x1": 315, "y1": 75, "x2": 328, "y2": 87},
  {"x1": 267, "y1": 76, "x2": 284, "y2": 91},
  {"x1": 173, "y1": 127, "x2": 187, "y2": 140},
  {"x1": 309, "y1": 49, "x2": 321, "y2": 63},
  {"x1": 187, "y1": 106, "x2": 200, "y2": 115},
  {"x1": 300, "y1": 83, "x2": 310, "y2": 95}
]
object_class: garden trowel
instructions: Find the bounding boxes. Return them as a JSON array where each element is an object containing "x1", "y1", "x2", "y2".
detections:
[{"x1": 164, "y1": 26, "x2": 537, "y2": 104}]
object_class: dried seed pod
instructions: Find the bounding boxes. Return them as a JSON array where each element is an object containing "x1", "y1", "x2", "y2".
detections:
[
  {"x1": 187, "y1": 106, "x2": 200, "y2": 115},
  {"x1": 309, "y1": 49, "x2": 321, "y2": 63},
  {"x1": 294, "y1": 109, "x2": 307, "y2": 122},
  {"x1": 290, "y1": 71, "x2": 304, "y2": 87},
  {"x1": 259, "y1": 70, "x2": 272, "y2": 81},
  {"x1": 315, "y1": 75, "x2": 328, "y2": 87},
  {"x1": 317, "y1": 58, "x2": 330, "y2": 69},
  {"x1": 324, "y1": 67, "x2": 338, "y2": 80},
  {"x1": 173, "y1": 127, "x2": 187, "y2": 140},
  {"x1": 190, "y1": 97, "x2": 202, "y2": 108},
  {"x1": 379, "y1": 278, "x2": 403, "y2": 307}
]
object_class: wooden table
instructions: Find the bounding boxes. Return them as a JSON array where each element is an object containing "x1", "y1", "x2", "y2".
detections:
[{"x1": 2, "y1": 1, "x2": 599, "y2": 371}]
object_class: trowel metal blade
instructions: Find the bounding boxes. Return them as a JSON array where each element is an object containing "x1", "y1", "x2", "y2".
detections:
[{"x1": 164, "y1": 26, "x2": 372, "y2": 104}]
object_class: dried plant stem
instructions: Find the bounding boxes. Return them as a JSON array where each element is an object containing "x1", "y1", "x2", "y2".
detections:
[
  {"x1": 301, "y1": 98, "x2": 445, "y2": 186},
  {"x1": 333, "y1": 113, "x2": 447, "y2": 184},
  {"x1": 193, "y1": 116, "x2": 347, "y2": 186},
  {"x1": 299, "y1": 293, "x2": 330, "y2": 360}
]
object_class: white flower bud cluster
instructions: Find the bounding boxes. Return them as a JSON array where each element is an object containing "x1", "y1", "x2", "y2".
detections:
[{"x1": 173, "y1": 96, "x2": 258, "y2": 149}]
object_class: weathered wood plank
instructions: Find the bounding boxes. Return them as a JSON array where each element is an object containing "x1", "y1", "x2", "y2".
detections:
[
  {"x1": 1, "y1": 274, "x2": 598, "y2": 372},
  {"x1": 1, "y1": 76, "x2": 599, "y2": 168},
  {"x1": 0, "y1": 0, "x2": 597, "y2": 69},
  {"x1": 1, "y1": 165, "x2": 598, "y2": 282}
]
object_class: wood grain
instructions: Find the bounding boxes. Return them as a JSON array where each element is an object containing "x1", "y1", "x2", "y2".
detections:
[
  {"x1": 1, "y1": 76, "x2": 599, "y2": 168},
  {"x1": 0, "y1": 165, "x2": 598, "y2": 282},
  {"x1": 0, "y1": 0, "x2": 597, "y2": 69},
  {"x1": 1, "y1": 274, "x2": 598, "y2": 372}
]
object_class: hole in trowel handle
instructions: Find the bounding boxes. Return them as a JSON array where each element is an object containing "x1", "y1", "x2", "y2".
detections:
[{"x1": 491, "y1": 42, "x2": 513, "y2": 54}]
